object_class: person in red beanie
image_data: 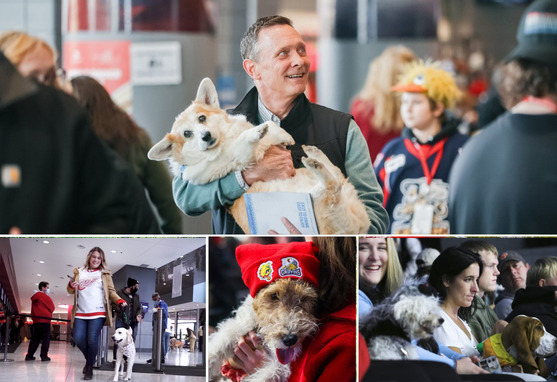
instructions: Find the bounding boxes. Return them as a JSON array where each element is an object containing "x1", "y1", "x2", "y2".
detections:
[
  {"x1": 25, "y1": 281, "x2": 55, "y2": 361},
  {"x1": 224, "y1": 237, "x2": 357, "y2": 382}
]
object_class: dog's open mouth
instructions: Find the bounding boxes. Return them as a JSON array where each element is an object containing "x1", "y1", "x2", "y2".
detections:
[
  {"x1": 113, "y1": 338, "x2": 123, "y2": 344},
  {"x1": 276, "y1": 347, "x2": 296, "y2": 365}
]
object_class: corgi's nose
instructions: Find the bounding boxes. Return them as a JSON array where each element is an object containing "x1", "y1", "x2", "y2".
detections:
[
  {"x1": 438, "y1": 318, "x2": 444, "y2": 326},
  {"x1": 201, "y1": 131, "x2": 212, "y2": 142},
  {"x1": 282, "y1": 334, "x2": 298, "y2": 347}
]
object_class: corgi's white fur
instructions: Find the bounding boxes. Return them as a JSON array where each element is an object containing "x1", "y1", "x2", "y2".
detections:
[{"x1": 148, "y1": 78, "x2": 370, "y2": 234}]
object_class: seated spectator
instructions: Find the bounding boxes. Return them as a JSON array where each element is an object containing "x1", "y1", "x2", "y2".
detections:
[
  {"x1": 494, "y1": 251, "x2": 529, "y2": 320},
  {"x1": 429, "y1": 247, "x2": 482, "y2": 356},
  {"x1": 460, "y1": 240, "x2": 506, "y2": 342},
  {"x1": 358, "y1": 237, "x2": 403, "y2": 320},
  {"x1": 506, "y1": 256, "x2": 557, "y2": 337}
]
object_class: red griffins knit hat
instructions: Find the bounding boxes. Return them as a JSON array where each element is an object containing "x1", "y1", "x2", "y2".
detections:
[{"x1": 235, "y1": 241, "x2": 320, "y2": 298}]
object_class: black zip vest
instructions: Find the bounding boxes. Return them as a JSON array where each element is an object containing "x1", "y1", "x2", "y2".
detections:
[{"x1": 212, "y1": 87, "x2": 352, "y2": 234}]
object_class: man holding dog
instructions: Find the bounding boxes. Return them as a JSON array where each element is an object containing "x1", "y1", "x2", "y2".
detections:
[{"x1": 172, "y1": 15, "x2": 388, "y2": 234}]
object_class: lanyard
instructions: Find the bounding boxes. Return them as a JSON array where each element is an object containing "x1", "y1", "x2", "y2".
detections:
[
  {"x1": 521, "y1": 96, "x2": 557, "y2": 113},
  {"x1": 404, "y1": 138, "x2": 447, "y2": 185}
]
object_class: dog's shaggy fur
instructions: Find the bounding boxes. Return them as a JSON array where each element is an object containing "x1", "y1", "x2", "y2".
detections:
[
  {"x1": 148, "y1": 77, "x2": 370, "y2": 234},
  {"x1": 208, "y1": 278, "x2": 319, "y2": 382},
  {"x1": 112, "y1": 327, "x2": 136, "y2": 381},
  {"x1": 360, "y1": 280, "x2": 444, "y2": 360}
]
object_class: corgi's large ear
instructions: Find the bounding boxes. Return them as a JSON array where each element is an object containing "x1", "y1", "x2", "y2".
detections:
[
  {"x1": 195, "y1": 77, "x2": 220, "y2": 108},
  {"x1": 148, "y1": 134, "x2": 174, "y2": 160}
]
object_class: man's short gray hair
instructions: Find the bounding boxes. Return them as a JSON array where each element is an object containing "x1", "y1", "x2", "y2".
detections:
[{"x1": 240, "y1": 15, "x2": 293, "y2": 61}]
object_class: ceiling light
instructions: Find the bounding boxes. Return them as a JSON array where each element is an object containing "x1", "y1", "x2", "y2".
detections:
[
  {"x1": 36, "y1": 274, "x2": 41, "y2": 277},
  {"x1": 111, "y1": 250, "x2": 116, "y2": 253},
  {"x1": 43, "y1": 240, "x2": 49, "y2": 244},
  {"x1": 39, "y1": 260, "x2": 45, "y2": 264}
]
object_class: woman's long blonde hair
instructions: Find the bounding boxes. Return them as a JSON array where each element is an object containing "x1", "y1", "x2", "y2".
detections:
[
  {"x1": 355, "y1": 45, "x2": 415, "y2": 133},
  {"x1": 382, "y1": 238, "x2": 404, "y2": 297},
  {"x1": 0, "y1": 30, "x2": 56, "y2": 67}
]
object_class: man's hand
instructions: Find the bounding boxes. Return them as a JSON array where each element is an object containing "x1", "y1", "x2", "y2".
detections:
[
  {"x1": 268, "y1": 217, "x2": 302, "y2": 235},
  {"x1": 241, "y1": 146, "x2": 295, "y2": 186},
  {"x1": 455, "y1": 357, "x2": 490, "y2": 374}
]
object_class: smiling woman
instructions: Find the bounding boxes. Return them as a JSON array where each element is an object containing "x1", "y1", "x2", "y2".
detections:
[{"x1": 357, "y1": 237, "x2": 403, "y2": 319}]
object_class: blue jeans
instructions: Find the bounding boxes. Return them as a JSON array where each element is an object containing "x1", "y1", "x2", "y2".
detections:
[
  {"x1": 73, "y1": 318, "x2": 105, "y2": 366},
  {"x1": 163, "y1": 331, "x2": 170, "y2": 359}
]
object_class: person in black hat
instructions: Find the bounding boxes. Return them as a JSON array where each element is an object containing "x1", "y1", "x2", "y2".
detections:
[
  {"x1": 449, "y1": 0, "x2": 557, "y2": 234},
  {"x1": 112, "y1": 278, "x2": 143, "y2": 362},
  {"x1": 493, "y1": 251, "x2": 530, "y2": 320}
]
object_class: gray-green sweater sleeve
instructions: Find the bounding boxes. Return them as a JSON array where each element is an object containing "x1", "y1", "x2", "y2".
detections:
[
  {"x1": 172, "y1": 172, "x2": 245, "y2": 216},
  {"x1": 345, "y1": 120, "x2": 389, "y2": 233}
]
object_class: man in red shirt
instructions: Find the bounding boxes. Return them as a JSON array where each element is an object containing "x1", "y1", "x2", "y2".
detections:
[
  {"x1": 0, "y1": 300, "x2": 6, "y2": 346},
  {"x1": 25, "y1": 281, "x2": 55, "y2": 361}
]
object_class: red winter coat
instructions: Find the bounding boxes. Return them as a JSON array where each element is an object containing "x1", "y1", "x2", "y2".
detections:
[
  {"x1": 30, "y1": 291, "x2": 55, "y2": 323},
  {"x1": 289, "y1": 304, "x2": 356, "y2": 382}
]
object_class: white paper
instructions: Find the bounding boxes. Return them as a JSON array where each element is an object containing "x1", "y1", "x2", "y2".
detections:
[{"x1": 244, "y1": 192, "x2": 319, "y2": 235}]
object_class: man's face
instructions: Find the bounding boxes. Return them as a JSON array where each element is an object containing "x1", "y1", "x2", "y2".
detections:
[
  {"x1": 500, "y1": 261, "x2": 529, "y2": 292},
  {"x1": 478, "y1": 251, "x2": 499, "y2": 293},
  {"x1": 247, "y1": 24, "x2": 310, "y2": 106}
]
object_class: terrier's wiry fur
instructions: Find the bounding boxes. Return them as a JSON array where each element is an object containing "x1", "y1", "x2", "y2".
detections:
[
  {"x1": 148, "y1": 77, "x2": 370, "y2": 234},
  {"x1": 208, "y1": 278, "x2": 319, "y2": 382},
  {"x1": 361, "y1": 279, "x2": 444, "y2": 360}
]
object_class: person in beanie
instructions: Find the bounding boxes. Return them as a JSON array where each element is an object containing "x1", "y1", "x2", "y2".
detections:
[
  {"x1": 221, "y1": 238, "x2": 357, "y2": 382},
  {"x1": 374, "y1": 60, "x2": 468, "y2": 234},
  {"x1": 112, "y1": 277, "x2": 143, "y2": 362},
  {"x1": 493, "y1": 251, "x2": 530, "y2": 320},
  {"x1": 25, "y1": 281, "x2": 55, "y2": 361},
  {"x1": 449, "y1": 0, "x2": 557, "y2": 234}
]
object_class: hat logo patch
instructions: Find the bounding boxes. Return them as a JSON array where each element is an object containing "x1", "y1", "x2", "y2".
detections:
[
  {"x1": 278, "y1": 257, "x2": 303, "y2": 278},
  {"x1": 524, "y1": 12, "x2": 557, "y2": 35},
  {"x1": 500, "y1": 252, "x2": 508, "y2": 260},
  {"x1": 257, "y1": 261, "x2": 274, "y2": 282}
]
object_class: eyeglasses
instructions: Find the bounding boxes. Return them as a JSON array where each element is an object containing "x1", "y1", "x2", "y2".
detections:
[{"x1": 29, "y1": 67, "x2": 67, "y2": 88}]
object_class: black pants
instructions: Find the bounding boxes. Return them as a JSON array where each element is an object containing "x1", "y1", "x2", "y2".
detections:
[{"x1": 26, "y1": 322, "x2": 51, "y2": 359}]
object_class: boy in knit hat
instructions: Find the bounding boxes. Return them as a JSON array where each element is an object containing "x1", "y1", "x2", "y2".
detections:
[{"x1": 374, "y1": 60, "x2": 468, "y2": 234}]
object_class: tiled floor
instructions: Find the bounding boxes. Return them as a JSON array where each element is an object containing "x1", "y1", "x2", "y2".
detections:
[{"x1": 1, "y1": 341, "x2": 206, "y2": 381}]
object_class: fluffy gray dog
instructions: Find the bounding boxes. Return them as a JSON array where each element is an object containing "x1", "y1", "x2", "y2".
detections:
[{"x1": 361, "y1": 279, "x2": 444, "y2": 360}]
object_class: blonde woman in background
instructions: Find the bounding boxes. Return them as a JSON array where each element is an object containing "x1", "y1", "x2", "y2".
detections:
[
  {"x1": 350, "y1": 45, "x2": 416, "y2": 161},
  {"x1": 0, "y1": 31, "x2": 64, "y2": 88},
  {"x1": 358, "y1": 237, "x2": 404, "y2": 319}
]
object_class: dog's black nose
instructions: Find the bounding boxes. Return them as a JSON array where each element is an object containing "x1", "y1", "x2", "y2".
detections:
[
  {"x1": 201, "y1": 131, "x2": 212, "y2": 142},
  {"x1": 438, "y1": 318, "x2": 444, "y2": 325},
  {"x1": 282, "y1": 334, "x2": 298, "y2": 347}
]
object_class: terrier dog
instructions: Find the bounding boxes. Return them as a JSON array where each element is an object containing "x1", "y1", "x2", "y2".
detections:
[
  {"x1": 361, "y1": 280, "x2": 444, "y2": 360},
  {"x1": 481, "y1": 315, "x2": 557, "y2": 377},
  {"x1": 148, "y1": 77, "x2": 370, "y2": 234},
  {"x1": 112, "y1": 327, "x2": 136, "y2": 381},
  {"x1": 209, "y1": 278, "x2": 318, "y2": 381},
  {"x1": 209, "y1": 242, "x2": 321, "y2": 381}
]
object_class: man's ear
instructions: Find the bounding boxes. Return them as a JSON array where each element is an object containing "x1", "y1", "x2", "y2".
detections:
[
  {"x1": 243, "y1": 59, "x2": 259, "y2": 80},
  {"x1": 433, "y1": 102, "x2": 445, "y2": 118},
  {"x1": 539, "y1": 279, "x2": 547, "y2": 287}
]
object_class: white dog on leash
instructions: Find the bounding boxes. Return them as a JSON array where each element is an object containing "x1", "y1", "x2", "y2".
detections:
[{"x1": 112, "y1": 327, "x2": 136, "y2": 381}]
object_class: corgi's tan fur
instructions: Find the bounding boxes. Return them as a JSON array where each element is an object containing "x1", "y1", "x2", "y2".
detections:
[{"x1": 148, "y1": 78, "x2": 370, "y2": 234}]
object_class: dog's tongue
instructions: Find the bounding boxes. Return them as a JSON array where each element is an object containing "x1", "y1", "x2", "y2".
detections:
[{"x1": 276, "y1": 348, "x2": 295, "y2": 365}]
